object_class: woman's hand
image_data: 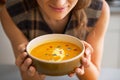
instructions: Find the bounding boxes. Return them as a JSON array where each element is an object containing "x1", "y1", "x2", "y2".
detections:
[
  {"x1": 15, "y1": 43, "x2": 45, "y2": 80},
  {"x1": 69, "y1": 41, "x2": 93, "y2": 77}
]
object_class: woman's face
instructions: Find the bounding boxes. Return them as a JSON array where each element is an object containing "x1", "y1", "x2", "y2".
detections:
[{"x1": 37, "y1": 0, "x2": 78, "y2": 20}]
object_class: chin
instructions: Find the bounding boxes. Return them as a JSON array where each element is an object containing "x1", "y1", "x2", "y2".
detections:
[
  {"x1": 53, "y1": 15, "x2": 67, "y2": 20},
  {"x1": 55, "y1": 17, "x2": 65, "y2": 20}
]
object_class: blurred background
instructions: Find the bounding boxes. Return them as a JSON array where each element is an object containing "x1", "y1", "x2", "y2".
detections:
[{"x1": 0, "y1": 0, "x2": 120, "y2": 80}]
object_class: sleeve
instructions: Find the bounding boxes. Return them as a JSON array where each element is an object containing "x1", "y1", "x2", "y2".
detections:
[
  {"x1": 6, "y1": 0, "x2": 28, "y2": 24},
  {"x1": 85, "y1": 0, "x2": 103, "y2": 27},
  {"x1": 6, "y1": 0, "x2": 38, "y2": 24},
  {"x1": 5, "y1": 0, "x2": 37, "y2": 40},
  {"x1": 5, "y1": 0, "x2": 30, "y2": 37}
]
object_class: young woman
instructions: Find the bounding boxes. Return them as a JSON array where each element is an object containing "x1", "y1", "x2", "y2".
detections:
[{"x1": 0, "y1": 0, "x2": 110, "y2": 80}]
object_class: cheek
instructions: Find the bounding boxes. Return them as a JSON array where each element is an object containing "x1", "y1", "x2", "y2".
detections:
[
  {"x1": 37, "y1": 0, "x2": 47, "y2": 8},
  {"x1": 69, "y1": 0, "x2": 78, "y2": 7}
]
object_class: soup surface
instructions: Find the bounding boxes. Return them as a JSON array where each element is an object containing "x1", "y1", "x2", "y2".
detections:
[{"x1": 30, "y1": 41, "x2": 82, "y2": 61}]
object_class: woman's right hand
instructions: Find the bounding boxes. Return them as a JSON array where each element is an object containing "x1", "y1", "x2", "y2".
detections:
[
  {"x1": 68, "y1": 41, "x2": 93, "y2": 78},
  {"x1": 15, "y1": 43, "x2": 45, "y2": 80}
]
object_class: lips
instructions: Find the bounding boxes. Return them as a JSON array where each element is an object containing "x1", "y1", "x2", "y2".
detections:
[{"x1": 49, "y1": 5, "x2": 66, "y2": 12}]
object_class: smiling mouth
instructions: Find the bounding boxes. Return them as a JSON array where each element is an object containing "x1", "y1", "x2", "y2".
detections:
[{"x1": 49, "y1": 5, "x2": 66, "y2": 12}]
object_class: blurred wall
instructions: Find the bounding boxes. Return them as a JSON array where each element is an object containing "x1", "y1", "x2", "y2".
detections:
[
  {"x1": 0, "y1": 22, "x2": 15, "y2": 65},
  {"x1": 101, "y1": 12, "x2": 120, "y2": 68}
]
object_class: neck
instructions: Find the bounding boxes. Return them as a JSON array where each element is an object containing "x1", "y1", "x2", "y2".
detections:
[
  {"x1": 40, "y1": 9, "x2": 70, "y2": 33},
  {"x1": 45, "y1": 15, "x2": 69, "y2": 33}
]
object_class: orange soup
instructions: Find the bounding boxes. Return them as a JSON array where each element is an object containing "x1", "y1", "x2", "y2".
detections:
[{"x1": 30, "y1": 41, "x2": 82, "y2": 61}]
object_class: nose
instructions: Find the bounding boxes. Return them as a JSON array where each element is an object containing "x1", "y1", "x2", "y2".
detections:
[{"x1": 53, "y1": 0, "x2": 67, "y2": 7}]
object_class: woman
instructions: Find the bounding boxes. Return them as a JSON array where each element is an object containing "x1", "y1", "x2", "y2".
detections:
[{"x1": 0, "y1": 0, "x2": 110, "y2": 80}]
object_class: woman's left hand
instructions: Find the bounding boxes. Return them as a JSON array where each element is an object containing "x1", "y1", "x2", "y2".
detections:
[{"x1": 68, "y1": 41, "x2": 93, "y2": 77}]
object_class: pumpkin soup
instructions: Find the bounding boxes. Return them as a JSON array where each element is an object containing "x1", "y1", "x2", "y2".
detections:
[{"x1": 30, "y1": 41, "x2": 82, "y2": 61}]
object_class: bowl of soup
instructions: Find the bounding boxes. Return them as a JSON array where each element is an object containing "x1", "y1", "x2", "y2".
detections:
[{"x1": 26, "y1": 34, "x2": 85, "y2": 76}]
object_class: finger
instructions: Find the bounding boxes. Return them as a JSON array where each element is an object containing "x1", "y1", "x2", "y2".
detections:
[
  {"x1": 85, "y1": 48, "x2": 91, "y2": 58},
  {"x1": 21, "y1": 58, "x2": 32, "y2": 72},
  {"x1": 81, "y1": 57, "x2": 90, "y2": 68},
  {"x1": 17, "y1": 43, "x2": 28, "y2": 52},
  {"x1": 28, "y1": 66, "x2": 36, "y2": 77},
  {"x1": 28, "y1": 66, "x2": 46, "y2": 78},
  {"x1": 81, "y1": 41, "x2": 93, "y2": 60},
  {"x1": 82, "y1": 41, "x2": 93, "y2": 49},
  {"x1": 15, "y1": 52, "x2": 27, "y2": 67},
  {"x1": 83, "y1": 48, "x2": 91, "y2": 64},
  {"x1": 68, "y1": 73, "x2": 75, "y2": 77},
  {"x1": 68, "y1": 71, "x2": 75, "y2": 77},
  {"x1": 37, "y1": 73, "x2": 46, "y2": 80},
  {"x1": 75, "y1": 66, "x2": 84, "y2": 76},
  {"x1": 81, "y1": 41, "x2": 93, "y2": 53}
]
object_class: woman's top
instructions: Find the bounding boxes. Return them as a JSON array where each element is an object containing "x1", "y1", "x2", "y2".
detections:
[{"x1": 5, "y1": 0, "x2": 103, "y2": 41}]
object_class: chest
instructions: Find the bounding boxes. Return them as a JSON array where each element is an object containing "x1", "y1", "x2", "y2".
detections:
[
  {"x1": 42, "y1": 15, "x2": 69, "y2": 33},
  {"x1": 46, "y1": 20, "x2": 68, "y2": 33}
]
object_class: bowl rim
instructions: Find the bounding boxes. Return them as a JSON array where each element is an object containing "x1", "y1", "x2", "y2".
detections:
[{"x1": 26, "y1": 34, "x2": 85, "y2": 64}]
